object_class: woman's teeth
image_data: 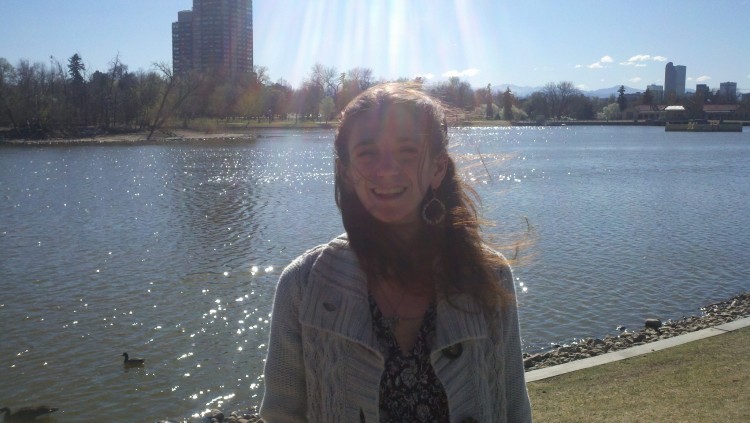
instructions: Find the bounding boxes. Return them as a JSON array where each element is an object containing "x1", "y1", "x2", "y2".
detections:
[{"x1": 373, "y1": 187, "x2": 406, "y2": 195}]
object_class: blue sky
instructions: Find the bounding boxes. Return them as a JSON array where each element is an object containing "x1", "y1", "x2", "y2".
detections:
[{"x1": 2, "y1": 0, "x2": 749, "y2": 92}]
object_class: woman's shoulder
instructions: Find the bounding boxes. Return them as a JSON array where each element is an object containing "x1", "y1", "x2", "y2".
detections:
[{"x1": 280, "y1": 234, "x2": 355, "y2": 279}]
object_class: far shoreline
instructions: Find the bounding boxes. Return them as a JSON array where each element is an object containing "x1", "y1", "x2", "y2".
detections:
[{"x1": 2, "y1": 119, "x2": 747, "y2": 146}]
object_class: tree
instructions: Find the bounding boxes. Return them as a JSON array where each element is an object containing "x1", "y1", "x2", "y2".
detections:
[
  {"x1": 338, "y1": 68, "x2": 373, "y2": 112},
  {"x1": 67, "y1": 53, "x2": 86, "y2": 85},
  {"x1": 147, "y1": 63, "x2": 198, "y2": 140},
  {"x1": 485, "y1": 84, "x2": 493, "y2": 119},
  {"x1": 502, "y1": 87, "x2": 514, "y2": 121},
  {"x1": 106, "y1": 54, "x2": 127, "y2": 127},
  {"x1": 568, "y1": 94, "x2": 595, "y2": 120},
  {"x1": 319, "y1": 96, "x2": 335, "y2": 123},
  {"x1": 0, "y1": 57, "x2": 18, "y2": 127},
  {"x1": 617, "y1": 85, "x2": 627, "y2": 112},
  {"x1": 542, "y1": 81, "x2": 580, "y2": 118},
  {"x1": 600, "y1": 103, "x2": 620, "y2": 120},
  {"x1": 522, "y1": 91, "x2": 549, "y2": 122},
  {"x1": 67, "y1": 53, "x2": 87, "y2": 124},
  {"x1": 430, "y1": 77, "x2": 474, "y2": 111}
]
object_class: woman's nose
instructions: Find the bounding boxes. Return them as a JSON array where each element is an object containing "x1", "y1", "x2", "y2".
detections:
[{"x1": 374, "y1": 152, "x2": 400, "y2": 176}]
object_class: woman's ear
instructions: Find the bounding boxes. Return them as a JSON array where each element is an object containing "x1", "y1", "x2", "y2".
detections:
[{"x1": 430, "y1": 153, "x2": 449, "y2": 190}]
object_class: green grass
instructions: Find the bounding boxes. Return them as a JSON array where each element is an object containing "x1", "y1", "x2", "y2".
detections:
[{"x1": 528, "y1": 327, "x2": 750, "y2": 422}]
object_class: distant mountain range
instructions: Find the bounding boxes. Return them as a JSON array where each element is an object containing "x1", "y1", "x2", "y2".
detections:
[{"x1": 493, "y1": 84, "x2": 645, "y2": 98}]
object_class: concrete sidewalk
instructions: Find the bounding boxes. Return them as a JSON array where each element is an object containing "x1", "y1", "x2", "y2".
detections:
[{"x1": 525, "y1": 316, "x2": 750, "y2": 382}]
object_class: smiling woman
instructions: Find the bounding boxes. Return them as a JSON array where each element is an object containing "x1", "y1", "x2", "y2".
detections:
[{"x1": 260, "y1": 82, "x2": 532, "y2": 422}]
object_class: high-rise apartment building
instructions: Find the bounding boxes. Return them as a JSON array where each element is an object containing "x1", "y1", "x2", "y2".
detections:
[
  {"x1": 172, "y1": 0, "x2": 253, "y2": 77},
  {"x1": 647, "y1": 84, "x2": 664, "y2": 104},
  {"x1": 719, "y1": 82, "x2": 737, "y2": 100},
  {"x1": 695, "y1": 84, "x2": 710, "y2": 98},
  {"x1": 664, "y1": 62, "x2": 686, "y2": 99}
]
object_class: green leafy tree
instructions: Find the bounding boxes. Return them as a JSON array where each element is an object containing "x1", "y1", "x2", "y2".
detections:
[
  {"x1": 617, "y1": 85, "x2": 627, "y2": 112},
  {"x1": 502, "y1": 87, "x2": 514, "y2": 121},
  {"x1": 67, "y1": 53, "x2": 87, "y2": 124}
]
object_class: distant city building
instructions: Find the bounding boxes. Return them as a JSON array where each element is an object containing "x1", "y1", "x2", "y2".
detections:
[
  {"x1": 674, "y1": 65, "x2": 686, "y2": 98},
  {"x1": 664, "y1": 62, "x2": 686, "y2": 99},
  {"x1": 172, "y1": 0, "x2": 253, "y2": 77},
  {"x1": 647, "y1": 84, "x2": 664, "y2": 103},
  {"x1": 719, "y1": 82, "x2": 737, "y2": 101},
  {"x1": 172, "y1": 10, "x2": 194, "y2": 75},
  {"x1": 695, "y1": 84, "x2": 710, "y2": 98}
]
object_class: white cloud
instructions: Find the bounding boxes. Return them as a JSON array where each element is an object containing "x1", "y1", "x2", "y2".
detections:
[
  {"x1": 696, "y1": 75, "x2": 712, "y2": 82},
  {"x1": 619, "y1": 54, "x2": 668, "y2": 66},
  {"x1": 575, "y1": 64, "x2": 582, "y2": 68},
  {"x1": 628, "y1": 54, "x2": 651, "y2": 62},
  {"x1": 415, "y1": 73, "x2": 435, "y2": 80},
  {"x1": 576, "y1": 84, "x2": 586, "y2": 90},
  {"x1": 587, "y1": 55, "x2": 612, "y2": 69},
  {"x1": 442, "y1": 68, "x2": 480, "y2": 78},
  {"x1": 629, "y1": 77, "x2": 642, "y2": 83}
]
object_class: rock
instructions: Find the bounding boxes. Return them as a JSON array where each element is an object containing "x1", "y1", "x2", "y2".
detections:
[
  {"x1": 207, "y1": 409, "x2": 224, "y2": 423},
  {"x1": 524, "y1": 353, "x2": 542, "y2": 369},
  {"x1": 645, "y1": 318, "x2": 662, "y2": 330}
]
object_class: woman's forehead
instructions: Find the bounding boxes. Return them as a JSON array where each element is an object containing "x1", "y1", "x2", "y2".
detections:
[{"x1": 348, "y1": 103, "x2": 429, "y2": 138}]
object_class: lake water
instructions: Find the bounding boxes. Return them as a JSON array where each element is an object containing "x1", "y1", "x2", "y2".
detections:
[{"x1": 1, "y1": 126, "x2": 749, "y2": 421}]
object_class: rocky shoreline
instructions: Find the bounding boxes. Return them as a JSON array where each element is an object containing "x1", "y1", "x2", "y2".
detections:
[{"x1": 522, "y1": 291, "x2": 750, "y2": 371}]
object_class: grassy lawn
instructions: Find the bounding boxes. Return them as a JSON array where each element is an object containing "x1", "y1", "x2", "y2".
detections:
[{"x1": 528, "y1": 327, "x2": 750, "y2": 422}]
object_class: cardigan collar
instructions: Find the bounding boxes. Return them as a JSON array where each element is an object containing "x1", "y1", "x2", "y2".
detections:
[{"x1": 298, "y1": 235, "x2": 489, "y2": 355}]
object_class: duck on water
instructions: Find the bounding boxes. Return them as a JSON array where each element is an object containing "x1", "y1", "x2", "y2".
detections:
[{"x1": 122, "y1": 352, "x2": 145, "y2": 366}]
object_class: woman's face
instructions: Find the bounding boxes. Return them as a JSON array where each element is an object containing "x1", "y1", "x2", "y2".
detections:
[{"x1": 343, "y1": 103, "x2": 447, "y2": 226}]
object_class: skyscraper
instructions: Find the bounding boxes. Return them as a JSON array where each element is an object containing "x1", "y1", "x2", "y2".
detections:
[
  {"x1": 664, "y1": 62, "x2": 686, "y2": 100},
  {"x1": 719, "y1": 82, "x2": 737, "y2": 101},
  {"x1": 172, "y1": 0, "x2": 253, "y2": 77}
]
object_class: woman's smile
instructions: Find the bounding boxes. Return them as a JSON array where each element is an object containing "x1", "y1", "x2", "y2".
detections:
[{"x1": 372, "y1": 186, "x2": 407, "y2": 197}]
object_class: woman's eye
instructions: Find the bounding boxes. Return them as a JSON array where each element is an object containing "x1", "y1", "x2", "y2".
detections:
[
  {"x1": 399, "y1": 148, "x2": 418, "y2": 158},
  {"x1": 356, "y1": 149, "x2": 376, "y2": 159}
]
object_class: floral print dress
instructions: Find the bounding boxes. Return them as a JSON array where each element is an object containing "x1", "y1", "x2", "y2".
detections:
[{"x1": 368, "y1": 295, "x2": 450, "y2": 423}]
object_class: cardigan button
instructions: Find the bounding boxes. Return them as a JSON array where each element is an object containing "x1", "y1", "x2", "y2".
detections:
[
  {"x1": 442, "y1": 343, "x2": 463, "y2": 359},
  {"x1": 323, "y1": 302, "x2": 337, "y2": 312}
]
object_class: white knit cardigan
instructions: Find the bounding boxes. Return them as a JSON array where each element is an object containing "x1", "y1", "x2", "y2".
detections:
[{"x1": 260, "y1": 235, "x2": 532, "y2": 423}]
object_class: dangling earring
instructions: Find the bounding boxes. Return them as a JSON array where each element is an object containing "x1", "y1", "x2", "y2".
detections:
[{"x1": 422, "y1": 188, "x2": 446, "y2": 225}]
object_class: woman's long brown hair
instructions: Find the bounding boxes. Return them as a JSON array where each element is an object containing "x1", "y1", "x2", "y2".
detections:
[{"x1": 334, "y1": 82, "x2": 512, "y2": 311}]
